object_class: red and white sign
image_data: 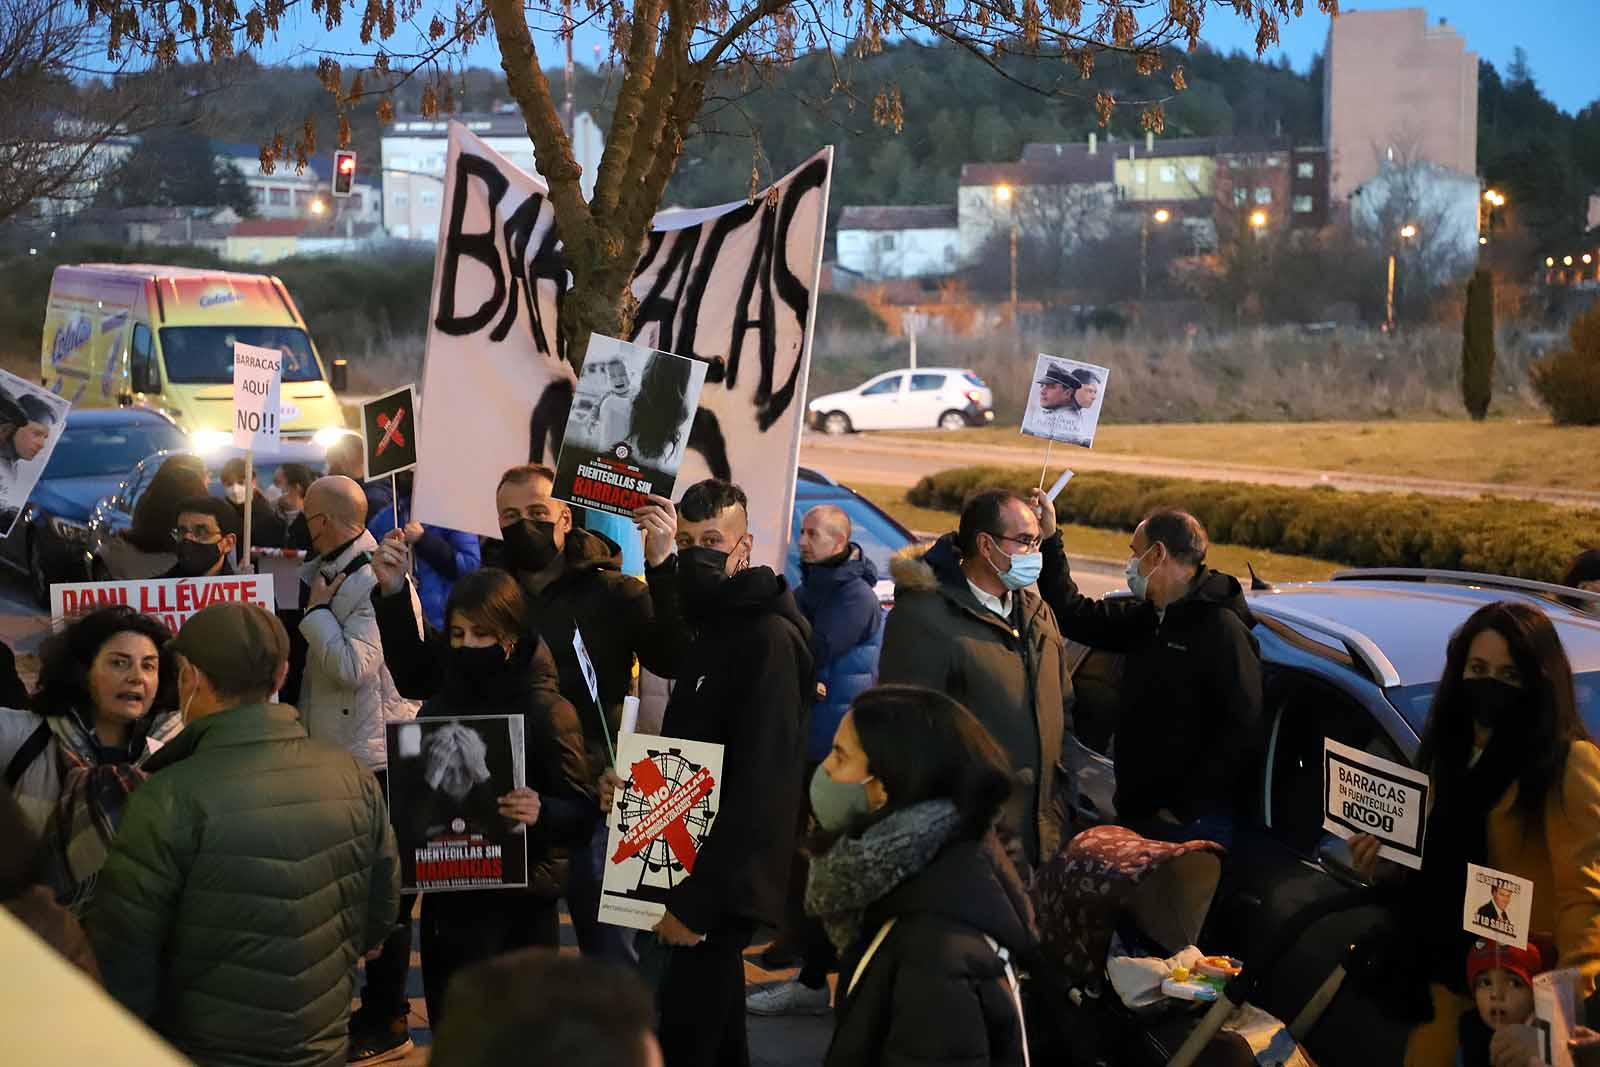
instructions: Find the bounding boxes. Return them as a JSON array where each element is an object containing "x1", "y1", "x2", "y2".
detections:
[
  {"x1": 600, "y1": 731, "x2": 724, "y2": 931},
  {"x1": 51, "y1": 574, "x2": 275, "y2": 634}
]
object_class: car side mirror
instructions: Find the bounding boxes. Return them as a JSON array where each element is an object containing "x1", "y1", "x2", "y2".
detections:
[
  {"x1": 131, "y1": 361, "x2": 158, "y2": 395},
  {"x1": 1316, "y1": 834, "x2": 1372, "y2": 888},
  {"x1": 330, "y1": 358, "x2": 349, "y2": 392}
]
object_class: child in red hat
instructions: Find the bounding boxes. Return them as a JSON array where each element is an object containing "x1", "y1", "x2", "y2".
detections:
[{"x1": 1457, "y1": 938, "x2": 1549, "y2": 1067}]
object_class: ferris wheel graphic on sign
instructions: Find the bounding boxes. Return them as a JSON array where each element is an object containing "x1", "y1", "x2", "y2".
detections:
[{"x1": 614, "y1": 747, "x2": 718, "y2": 893}]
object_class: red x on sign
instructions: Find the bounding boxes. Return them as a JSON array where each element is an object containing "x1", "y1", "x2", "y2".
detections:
[
  {"x1": 610, "y1": 755, "x2": 716, "y2": 873},
  {"x1": 375, "y1": 409, "x2": 406, "y2": 455}
]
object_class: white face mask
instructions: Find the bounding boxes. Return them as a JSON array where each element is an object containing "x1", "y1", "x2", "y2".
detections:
[
  {"x1": 178, "y1": 664, "x2": 198, "y2": 725},
  {"x1": 262, "y1": 484, "x2": 283, "y2": 507},
  {"x1": 224, "y1": 483, "x2": 249, "y2": 505}
]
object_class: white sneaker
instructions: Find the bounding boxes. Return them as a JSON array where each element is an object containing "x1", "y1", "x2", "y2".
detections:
[{"x1": 746, "y1": 979, "x2": 831, "y2": 1016}]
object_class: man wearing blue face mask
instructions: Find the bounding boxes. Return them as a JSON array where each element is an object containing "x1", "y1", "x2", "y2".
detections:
[
  {"x1": 880, "y1": 488, "x2": 1071, "y2": 872},
  {"x1": 1032, "y1": 498, "x2": 1263, "y2": 847}
]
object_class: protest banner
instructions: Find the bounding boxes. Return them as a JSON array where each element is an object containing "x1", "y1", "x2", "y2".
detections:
[
  {"x1": 552, "y1": 335, "x2": 708, "y2": 517},
  {"x1": 385, "y1": 715, "x2": 529, "y2": 892},
  {"x1": 361, "y1": 384, "x2": 419, "y2": 482},
  {"x1": 1021, "y1": 354, "x2": 1108, "y2": 450},
  {"x1": 1463, "y1": 864, "x2": 1534, "y2": 949},
  {"x1": 1322, "y1": 738, "x2": 1430, "y2": 870},
  {"x1": 0, "y1": 369, "x2": 70, "y2": 538},
  {"x1": 232, "y1": 342, "x2": 283, "y2": 449},
  {"x1": 411, "y1": 122, "x2": 833, "y2": 574},
  {"x1": 600, "y1": 732, "x2": 724, "y2": 931},
  {"x1": 51, "y1": 574, "x2": 274, "y2": 634},
  {"x1": 1534, "y1": 968, "x2": 1582, "y2": 1067}
]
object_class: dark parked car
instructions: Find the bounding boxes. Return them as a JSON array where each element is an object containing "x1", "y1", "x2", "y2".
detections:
[
  {"x1": 786, "y1": 466, "x2": 916, "y2": 604},
  {"x1": 0, "y1": 409, "x2": 188, "y2": 606},
  {"x1": 1063, "y1": 569, "x2": 1600, "y2": 1065}
]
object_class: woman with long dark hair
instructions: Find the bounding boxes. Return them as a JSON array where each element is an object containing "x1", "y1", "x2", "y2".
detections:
[
  {"x1": 408, "y1": 568, "x2": 596, "y2": 1029},
  {"x1": 624, "y1": 352, "x2": 693, "y2": 466},
  {"x1": 102, "y1": 454, "x2": 209, "y2": 577},
  {"x1": 0, "y1": 606, "x2": 178, "y2": 910},
  {"x1": 1350, "y1": 601, "x2": 1600, "y2": 1066},
  {"x1": 803, "y1": 684, "x2": 1036, "y2": 1067}
]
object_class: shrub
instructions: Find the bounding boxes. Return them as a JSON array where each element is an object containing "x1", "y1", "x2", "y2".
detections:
[
  {"x1": 1531, "y1": 304, "x2": 1600, "y2": 425},
  {"x1": 1460, "y1": 269, "x2": 1494, "y2": 420},
  {"x1": 906, "y1": 465, "x2": 1597, "y2": 583}
]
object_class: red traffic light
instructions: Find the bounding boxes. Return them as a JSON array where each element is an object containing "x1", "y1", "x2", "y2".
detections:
[{"x1": 332, "y1": 150, "x2": 357, "y2": 197}]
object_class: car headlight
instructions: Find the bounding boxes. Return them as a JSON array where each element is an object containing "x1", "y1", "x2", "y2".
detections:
[
  {"x1": 48, "y1": 516, "x2": 90, "y2": 544},
  {"x1": 190, "y1": 429, "x2": 232, "y2": 454},
  {"x1": 313, "y1": 426, "x2": 349, "y2": 449}
]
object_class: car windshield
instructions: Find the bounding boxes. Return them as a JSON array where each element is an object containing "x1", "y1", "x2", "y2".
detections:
[
  {"x1": 1389, "y1": 672, "x2": 1600, "y2": 739},
  {"x1": 43, "y1": 424, "x2": 189, "y2": 479},
  {"x1": 788, "y1": 494, "x2": 913, "y2": 581},
  {"x1": 159, "y1": 326, "x2": 323, "y2": 384}
]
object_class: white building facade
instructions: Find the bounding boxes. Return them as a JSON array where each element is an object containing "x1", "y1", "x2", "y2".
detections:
[
  {"x1": 836, "y1": 206, "x2": 960, "y2": 280},
  {"x1": 214, "y1": 143, "x2": 384, "y2": 226}
]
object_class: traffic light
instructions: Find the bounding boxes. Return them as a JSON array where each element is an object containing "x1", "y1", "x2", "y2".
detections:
[{"x1": 332, "y1": 150, "x2": 357, "y2": 198}]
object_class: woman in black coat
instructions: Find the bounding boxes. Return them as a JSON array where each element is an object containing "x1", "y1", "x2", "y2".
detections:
[
  {"x1": 413, "y1": 567, "x2": 598, "y2": 1027},
  {"x1": 804, "y1": 684, "x2": 1038, "y2": 1067}
]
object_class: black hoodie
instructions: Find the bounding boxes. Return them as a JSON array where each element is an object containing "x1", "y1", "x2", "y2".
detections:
[
  {"x1": 1038, "y1": 534, "x2": 1264, "y2": 823},
  {"x1": 654, "y1": 559, "x2": 814, "y2": 934},
  {"x1": 825, "y1": 833, "x2": 1037, "y2": 1067}
]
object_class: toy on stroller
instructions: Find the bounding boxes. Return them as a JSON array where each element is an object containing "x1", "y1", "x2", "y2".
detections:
[{"x1": 1029, "y1": 826, "x2": 1366, "y2": 1067}]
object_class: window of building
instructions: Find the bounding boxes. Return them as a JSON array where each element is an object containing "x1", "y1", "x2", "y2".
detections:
[
  {"x1": 1255, "y1": 186, "x2": 1273, "y2": 205},
  {"x1": 420, "y1": 189, "x2": 438, "y2": 206},
  {"x1": 393, "y1": 193, "x2": 409, "y2": 209},
  {"x1": 1293, "y1": 195, "x2": 1314, "y2": 214},
  {"x1": 1159, "y1": 165, "x2": 1177, "y2": 183},
  {"x1": 388, "y1": 156, "x2": 410, "y2": 171},
  {"x1": 1297, "y1": 161, "x2": 1316, "y2": 180},
  {"x1": 1233, "y1": 188, "x2": 1249, "y2": 207},
  {"x1": 876, "y1": 233, "x2": 896, "y2": 252},
  {"x1": 254, "y1": 187, "x2": 269, "y2": 203},
  {"x1": 1184, "y1": 163, "x2": 1202, "y2": 183},
  {"x1": 1134, "y1": 164, "x2": 1148, "y2": 183},
  {"x1": 269, "y1": 188, "x2": 291, "y2": 206},
  {"x1": 1265, "y1": 155, "x2": 1282, "y2": 167}
]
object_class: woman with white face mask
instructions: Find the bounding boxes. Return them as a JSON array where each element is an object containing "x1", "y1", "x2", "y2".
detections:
[
  {"x1": 0, "y1": 606, "x2": 180, "y2": 910},
  {"x1": 218, "y1": 456, "x2": 287, "y2": 549}
]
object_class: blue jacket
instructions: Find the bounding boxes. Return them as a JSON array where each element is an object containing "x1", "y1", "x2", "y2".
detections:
[
  {"x1": 795, "y1": 545, "x2": 884, "y2": 762},
  {"x1": 372, "y1": 493, "x2": 482, "y2": 630}
]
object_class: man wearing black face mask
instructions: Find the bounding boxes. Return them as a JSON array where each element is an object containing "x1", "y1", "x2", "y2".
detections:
[
  {"x1": 370, "y1": 462, "x2": 689, "y2": 965},
  {"x1": 638, "y1": 478, "x2": 814, "y2": 1067},
  {"x1": 162, "y1": 497, "x2": 238, "y2": 579}
]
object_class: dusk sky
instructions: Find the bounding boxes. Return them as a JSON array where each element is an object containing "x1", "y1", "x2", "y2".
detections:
[{"x1": 268, "y1": 2, "x2": 1593, "y2": 116}]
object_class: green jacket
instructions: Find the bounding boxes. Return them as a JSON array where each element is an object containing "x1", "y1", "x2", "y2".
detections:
[{"x1": 85, "y1": 703, "x2": 400, "y2": 1067}]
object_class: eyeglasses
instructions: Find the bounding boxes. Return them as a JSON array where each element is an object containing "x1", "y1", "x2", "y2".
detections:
[
  {"x1": 171, "y1": 525, "x2": 222, "y2": 543},
  {"x1": 990, "y1": 532, "x2": 1043, "y2": 552}
]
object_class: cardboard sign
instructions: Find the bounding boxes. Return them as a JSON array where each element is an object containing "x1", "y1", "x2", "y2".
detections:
[
  {"x1": 552, "y1": 336, "x2": 709, "y2": 518},
  {"x1": 0, "y1": 368, "x2": 71, "y2": 539},
  {"x1": 361, "y1": 384, "x2": 419, "y2": 482},
  {"x1": 385, "y1": 715, "x2": 529, "y2": 892},
  {"x1": 232, "y1": 342, "x2": 283, "y2": 449},
  {"x1": 1464, "y1": 864, "x2": 1534, "y2": 948},
  {"x1": 600, "y1": 732, "x2": 724, "y2": 931},
  {"x1": 1323, "y1": 739, "x2": 1430, "y2": 870},
  {"x1": 1021, "y1": 354, "x2": 1109, "y2": 449},
  {"x1": 1534, "y1": 968, "x2": 1582, "y2": 1067},
  {"x1": 51, "y1": 574, "x2": 275, "y2": 634}
]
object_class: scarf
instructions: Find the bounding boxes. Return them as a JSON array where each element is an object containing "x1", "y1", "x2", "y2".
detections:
[
  {"x1": 42, "y1": 713, "x2": 154, "y2": 913},
  {"x1": 805, "y1": 799, "x2": 963, "y2": 954}
]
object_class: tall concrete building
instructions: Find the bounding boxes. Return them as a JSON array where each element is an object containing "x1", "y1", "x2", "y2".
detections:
[{"x1": 1324, "y1": 8, "x2": 1478, "y2": 202}]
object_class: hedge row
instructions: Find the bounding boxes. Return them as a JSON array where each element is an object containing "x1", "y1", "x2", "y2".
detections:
[{"x1": 905, "y1": 465, "x2": 1599, "y2": 584}]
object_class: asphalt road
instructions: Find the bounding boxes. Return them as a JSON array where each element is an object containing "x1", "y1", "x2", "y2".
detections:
[{"x1": 798, "y1": 429, "x2": 1600, "y2": 507}]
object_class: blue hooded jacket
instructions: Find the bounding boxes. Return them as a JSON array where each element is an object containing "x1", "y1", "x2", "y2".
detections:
[
  {"x1": 370, "y1": 492, "x2": 482, "y2": 630},
  {"x1": 795, "y1": 544, "x2": 884, "y2": 763}
]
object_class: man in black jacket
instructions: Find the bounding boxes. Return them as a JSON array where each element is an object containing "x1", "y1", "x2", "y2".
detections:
[
  {"x1": 1030, "y1": 493, "x2": 1264, "y2": 844},
  {"x1": 644, "y1": 478, "x2": 813, "y2": 1067},
  {"x1": 370, "y1": 463, "x2": 688, "y2": 963}
]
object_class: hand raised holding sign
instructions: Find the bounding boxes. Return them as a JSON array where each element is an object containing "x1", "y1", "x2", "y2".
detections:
[
  {"x1": 633, "y1": 494, "x2": 679, "y2": 569},
  {"x1": 371, "y1": 529, "x2": 410, "y2": 597}
]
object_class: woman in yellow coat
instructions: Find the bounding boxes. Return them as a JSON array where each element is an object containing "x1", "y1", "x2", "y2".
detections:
[{"x1": 1353, "y1": 600, "x2": 1600, "y2": 1067}]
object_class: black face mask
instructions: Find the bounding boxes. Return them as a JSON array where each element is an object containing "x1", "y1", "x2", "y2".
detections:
[
  {"x1": 1461, "y1": 676, "x2": 1523, "y2": 733},
  {"x1": 678, "y1": 545, "x2": 732, "y2": 613},
  {"x1": 173, "y1": 539, "x2": 222, "y2": 577},
  {"x1": 450, "y1": 643, "x2": 511, "y2": 680},
  {"x1": 501, "y1": 519, "x2": 561, "y2": 573}
]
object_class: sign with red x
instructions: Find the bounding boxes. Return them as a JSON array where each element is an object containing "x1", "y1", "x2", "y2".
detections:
[{"x1": 360, "y1": 384, "x2": 419, "y2": 481}]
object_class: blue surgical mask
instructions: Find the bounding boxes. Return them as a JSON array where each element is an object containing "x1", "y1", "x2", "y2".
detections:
[
  {"x1": 1125, "y1": 546, "x2": 1155, "y2": 600},
  {"x1": 997, "y1": 549, "x2": 1043, "y2": 591},
  {"x1": 809, "y1": 763, "x2": 875, "y2": 832}
]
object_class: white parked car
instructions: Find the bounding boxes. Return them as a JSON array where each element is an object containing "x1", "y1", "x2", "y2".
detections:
[{"x1": 807, "y1": 367, "x2": 995, "y2": 434}]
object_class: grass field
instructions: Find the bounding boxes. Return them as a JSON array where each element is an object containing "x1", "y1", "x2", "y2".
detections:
[
  {"x1": 852, "y1": 483, "x2": 1342, "y2": 583},
  {"x1": 896, "y1": 418, "x2": 1600, "y2": 490}
]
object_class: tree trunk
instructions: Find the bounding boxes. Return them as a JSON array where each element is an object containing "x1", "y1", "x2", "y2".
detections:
[{"x1": 1461, "y1": 268, "x2": 1495, "y2": 420}]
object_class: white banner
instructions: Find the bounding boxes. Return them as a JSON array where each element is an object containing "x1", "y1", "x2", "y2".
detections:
[
  {"x1": 413, "y1": 123, "x2": 833, "y2": 571},
  {"x1": 51, "y1": 574, "x2": 275, "y2": 634},
  {"x1": 232, "y1": 342, "x2": 283, "y2": 449},
  {"x1": 1322, "y1": 738, "x2": 1430, "y2": 870}
]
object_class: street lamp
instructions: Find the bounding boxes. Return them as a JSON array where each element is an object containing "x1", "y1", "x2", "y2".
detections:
[
  {"x1": 1547, "y1": 257, "x2": 1557, "y2": 267},
  {"x1": 1399, "y1": 223, "x2": 1418, "y2": 239},
  {"x1": 1564, "y1": 255, "x2": 1574, "y2": 267},
  {"x1": 995, "y1": 184, "x2": 1017, "y2": 321},
  {"x1": 1249, "y1": 210, "x2": 1268, "y2": 230},
  {"x1": 310, "y1": 199, "x2": 326, "y2": 216},
  {"x1": 1386, "y1": 223, "x2": 1419, "y2": 334},
  {"x1": 1141, "y1": 208, "x2": 1171, "y2": 299}
]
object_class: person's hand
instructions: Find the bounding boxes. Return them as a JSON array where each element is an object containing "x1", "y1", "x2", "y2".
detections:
[
  {"x1": 498, "y1": 787, "x2": 542, "y2": 826},
  {"x1": 1490, "y1": 1023, "x2": 1543, "y2": 1067},
  {"x1": 654, "y1": 910, "x2": 705, "y2": 947},
  {"x1": 371, "y1": 529, "x2": 410, "y2": 596},
  {"x1": 599, "y1": 769, "x2": 622, "y2": 815},
  {"x1": 1349, "y1": 834, "x2": 1381, "y2": 881},
  {"x1": 363, "y1": 945, "x2": 385, "y2": 962},
  {"x1": 633, "y1": 495, "x2": 679, "y2": 569},
  {"x1": 816, "y1": 681, "x2": 829, "y2": 702},
  {"x1": 1027, "y1": 488, "x2": 1058, "y2": 540},
  {"x1": 402, "y1": 520, "x2": 425, "y2": 546},
  {"x1": 306, "y1": 572, "x2": 346, "y2": 610}
]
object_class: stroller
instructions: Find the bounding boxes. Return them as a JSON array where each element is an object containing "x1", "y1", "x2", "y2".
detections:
[{"x1": 1028, "y1": 826, "x2": 1366, "y2": 1067}]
